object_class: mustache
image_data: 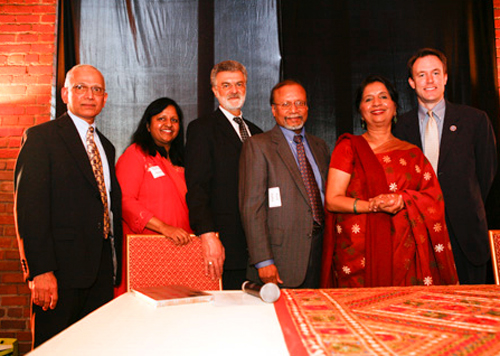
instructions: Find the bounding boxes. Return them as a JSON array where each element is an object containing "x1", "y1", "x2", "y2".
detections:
[
  {"x1": 227, "y1": 94, "x2": 241, "y2": 99},
  {"x1": 285, "y1": 114, "x2": 303, "y2": 120}
]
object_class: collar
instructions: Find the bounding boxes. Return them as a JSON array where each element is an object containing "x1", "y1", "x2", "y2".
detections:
[
  {"x1": 219, "y1": 105, "x2": 243, "y2": 120},
  {"x1": 418, "y1": 99, "x2": 446, "y2": 122},
  {"x1": 67, "y1": 111, "x2": 96, "y2": 131},
  {"x1": 279, "y1": 125, "x2": 306, "y2": 143}
]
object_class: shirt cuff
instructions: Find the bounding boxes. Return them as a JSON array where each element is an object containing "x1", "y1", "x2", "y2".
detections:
[{"x1": 255, "y1": 259, "x2": 275, "y2": 269}]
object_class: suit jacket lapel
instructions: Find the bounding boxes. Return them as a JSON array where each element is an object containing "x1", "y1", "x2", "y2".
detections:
[
  {"x1": 271, "y1": 125, "x2": 310, "y2": 204},
  {"x1": 439, "y1": 100, "x2": 460, "y2": 168},
  {"x1": 246, "y1": 119, "x2": 261, "y2": 136},
  {"x1": 57, "y1": 114, "x2": 99, "y2": 191},
  {"x1": 406, "y1": 109, "x2": 423, "y2": 149},
  {"x1": 306, "y1": 133, "x2": 328, "y2": 185},
  {"x1": 215, "y1": 108, "x2": 243, "y2": 149},
  {"x1": 97, "y1": 129, "x2": 115, "y2": 167}
]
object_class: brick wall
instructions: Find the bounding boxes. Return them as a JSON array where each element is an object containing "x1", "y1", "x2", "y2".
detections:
[{"x1": 0, "y1": 0, "x2": 57, "y2": 354}]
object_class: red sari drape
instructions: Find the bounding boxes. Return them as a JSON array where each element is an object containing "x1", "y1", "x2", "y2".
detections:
[{"x1": 321, "y1": 134, "x2": 458, "y2": 288}]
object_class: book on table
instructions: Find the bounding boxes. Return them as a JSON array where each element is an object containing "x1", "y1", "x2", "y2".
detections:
[{"x1": 132, "y1": 285, "x2": 214, "y2": 307}]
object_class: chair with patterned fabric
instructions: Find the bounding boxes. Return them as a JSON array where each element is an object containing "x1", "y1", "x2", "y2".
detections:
[
  {"x1": 489, "y1": 230, "x2": 500, "y2": 285},
  {"x1": 127, "y1": 234, "x2": 221, "y2": 291}
]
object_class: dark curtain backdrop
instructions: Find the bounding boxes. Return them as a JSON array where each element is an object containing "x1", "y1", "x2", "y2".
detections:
[
  {"x1": 278, "y1": 0, "x2": 499, "y2": 146},
  {"x1": 56, "y1": 0, "x2": 279, "y2": 156},
  {"x1": 56, "y1": 0, "x2": 499, "y2": 226},
  {"x1": 55, "y1": 0, "x2": 79, "y2": 118},
  {"x1": 277, "y1": 0, "x2": 500, "y2": 228}
]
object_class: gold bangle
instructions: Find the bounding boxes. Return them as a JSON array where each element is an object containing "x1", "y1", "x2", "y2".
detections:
[{"x1": 353, "y1": 198, "x2": 359, "y2": 215}]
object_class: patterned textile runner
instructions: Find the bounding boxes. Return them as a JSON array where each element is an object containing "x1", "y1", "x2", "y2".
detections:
[{"x1": 275, "y1": 285, "x2": 500, "y2": 355}]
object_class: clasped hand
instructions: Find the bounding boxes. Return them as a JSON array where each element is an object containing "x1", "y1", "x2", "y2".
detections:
[{"x1": 369, "y1": 193, "x2": 404, "y2": 214}]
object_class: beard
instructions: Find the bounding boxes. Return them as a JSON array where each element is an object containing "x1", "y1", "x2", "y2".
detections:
[
  {"x1": 219, "y1": 93, "x2": 246, "y2": 112},
  {"x1": 283, "y1": 114, "x2": 305, "y2": 131}
]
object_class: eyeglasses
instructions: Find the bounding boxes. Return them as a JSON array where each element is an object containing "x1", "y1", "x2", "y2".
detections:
[
  {"x1": 72, "y1": 84, "x2": 105, "y2": 96},
  {"x1": 273, "y1": 101, "x2": 307, "y2": 109}
]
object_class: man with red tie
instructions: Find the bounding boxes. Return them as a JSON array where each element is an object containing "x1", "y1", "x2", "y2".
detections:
[{"x1": 239, "y1": 80, "x2": 330, "y2": 288}]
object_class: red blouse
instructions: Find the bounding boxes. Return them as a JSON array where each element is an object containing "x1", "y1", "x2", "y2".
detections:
[{"x1": 114, "y1": 144, "x2": 192, "y2": 296}]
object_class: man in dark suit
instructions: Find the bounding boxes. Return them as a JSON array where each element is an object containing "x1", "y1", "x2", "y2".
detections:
[
  {"x1": 393, "y1": 48, "x2": 497, "y2": 284},
  {"x1": 14, "y1": 64, "x2": 122, "y2": 347},
  {"x1": 239, "y1": 80, "x2": 330, "y2": 288},
  {"x1": 185, "y1": 60, "x2": 262, "y2": 289}
]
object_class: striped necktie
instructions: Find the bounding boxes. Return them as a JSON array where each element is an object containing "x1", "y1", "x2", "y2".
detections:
[{"x1": 233, "y1": 116, "x2": 250, "y2": 142}]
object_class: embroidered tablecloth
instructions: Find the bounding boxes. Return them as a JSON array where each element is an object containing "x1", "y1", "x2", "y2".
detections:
[{"x1": 275, "y1": 285, "x2": 500, "y2": 355}]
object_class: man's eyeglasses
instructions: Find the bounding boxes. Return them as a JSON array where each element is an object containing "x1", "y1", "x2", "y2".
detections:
[
  {"x1": 273, "y1": 101, "x2": 307, "y2": 109},
  {"x1": 72, "y1": 84, "x2": 105, "y2": 96}
]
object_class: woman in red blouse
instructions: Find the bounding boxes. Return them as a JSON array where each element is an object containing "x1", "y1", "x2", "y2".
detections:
[
  {"x1": 321, "y1": 76, "x2": 457, "y2": 288},
  {"x1": 114, "y1": 97, "x2": 193, "y2": 296}
]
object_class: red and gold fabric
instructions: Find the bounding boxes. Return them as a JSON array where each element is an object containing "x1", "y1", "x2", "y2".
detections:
[{"x1": 276, "y1": 286, "x2": 500, "y2": 355}]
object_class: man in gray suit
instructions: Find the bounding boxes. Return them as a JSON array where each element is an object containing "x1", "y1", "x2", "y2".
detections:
[{"x1": 239, "y1": 80, "x2": 330, "y2": 288}]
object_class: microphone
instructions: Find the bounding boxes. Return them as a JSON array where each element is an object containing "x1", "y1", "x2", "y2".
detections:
[{"x1": 242, "y1": 281, "x2": 281, "y2": 303}]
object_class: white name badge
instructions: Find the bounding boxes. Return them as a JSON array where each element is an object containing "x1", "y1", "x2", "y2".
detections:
[
  {"x1": 268, "y1": 187, "x2": 282, "y2": 208},
  {"x1": 148, "y1": 166, "x2": 165, "y2": 179}
]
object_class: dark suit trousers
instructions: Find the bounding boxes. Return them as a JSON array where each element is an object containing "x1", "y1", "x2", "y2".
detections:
[
  {"x1": 447, "y1": 223, "x2": 487, "y2": 284},
  {"x1": 222, "y1": 269, "x2": 247, "y2": 290},
  {"x1": 32, "y1": 238, "x2": 114, "y2": 348}
]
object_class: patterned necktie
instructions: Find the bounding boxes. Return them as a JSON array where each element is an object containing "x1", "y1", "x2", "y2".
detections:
[
  {"x1": 424, "y1": 110, "x2": 439, "y2": 173},
  {"x1": 233, "y1": 117, "x2": 250, "y2": 142},
  {"x1": 293, "y1": 134, "x2": 324, "y2": 225},
  {"x1": 86, "y1": 126, "x2": 110, "y2": 238}
]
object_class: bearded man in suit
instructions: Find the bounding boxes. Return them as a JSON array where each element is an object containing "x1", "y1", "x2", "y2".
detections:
[
  {"x1": 393, "y1": 48, "x2": 497, "y2": 284},
  {"x1": 14, "y1": 64, "x2": 122, "y2": 347},
  {"x1": 185, "y1": 60, "x2": 262, "y2": 289},
  {"x1": 239, "y1": 80, "x2": 330, "y2": 288}
]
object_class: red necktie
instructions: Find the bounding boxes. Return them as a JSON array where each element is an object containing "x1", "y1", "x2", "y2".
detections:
[{"x1": 294, "y1": 134, "x2": 324, "y2": 225}]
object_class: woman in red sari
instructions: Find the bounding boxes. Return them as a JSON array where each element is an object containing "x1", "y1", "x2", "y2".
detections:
[
  {"x1": 114, "y1": 97, "x2": 193, "y2": 296},
  {"x1": 321, "y1": 76, "x2": 457, "y2": 288}
]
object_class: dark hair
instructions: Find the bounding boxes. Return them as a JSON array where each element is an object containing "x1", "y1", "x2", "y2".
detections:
[
  {"x1": 269, "y1": 79, "x2": 306, "y2": 106},
  {"x1": 354, "y1": 75, "x2": 399, "y2": 112},
  {"x1": 131, "y1": 97, "x2": 185, "y2": 167},
  {"x1": 407, "y1": 48, "x2": 447, "y2": 79}
]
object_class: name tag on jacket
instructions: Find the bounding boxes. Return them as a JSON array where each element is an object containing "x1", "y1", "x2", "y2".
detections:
[{"x1": 268, "y1": 187, "x2": 282, "y2": 208}]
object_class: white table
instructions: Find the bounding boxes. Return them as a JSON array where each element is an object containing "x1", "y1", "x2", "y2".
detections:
[{"x1": 27, "y1": 291, "x2": 289, "y2": 356}]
